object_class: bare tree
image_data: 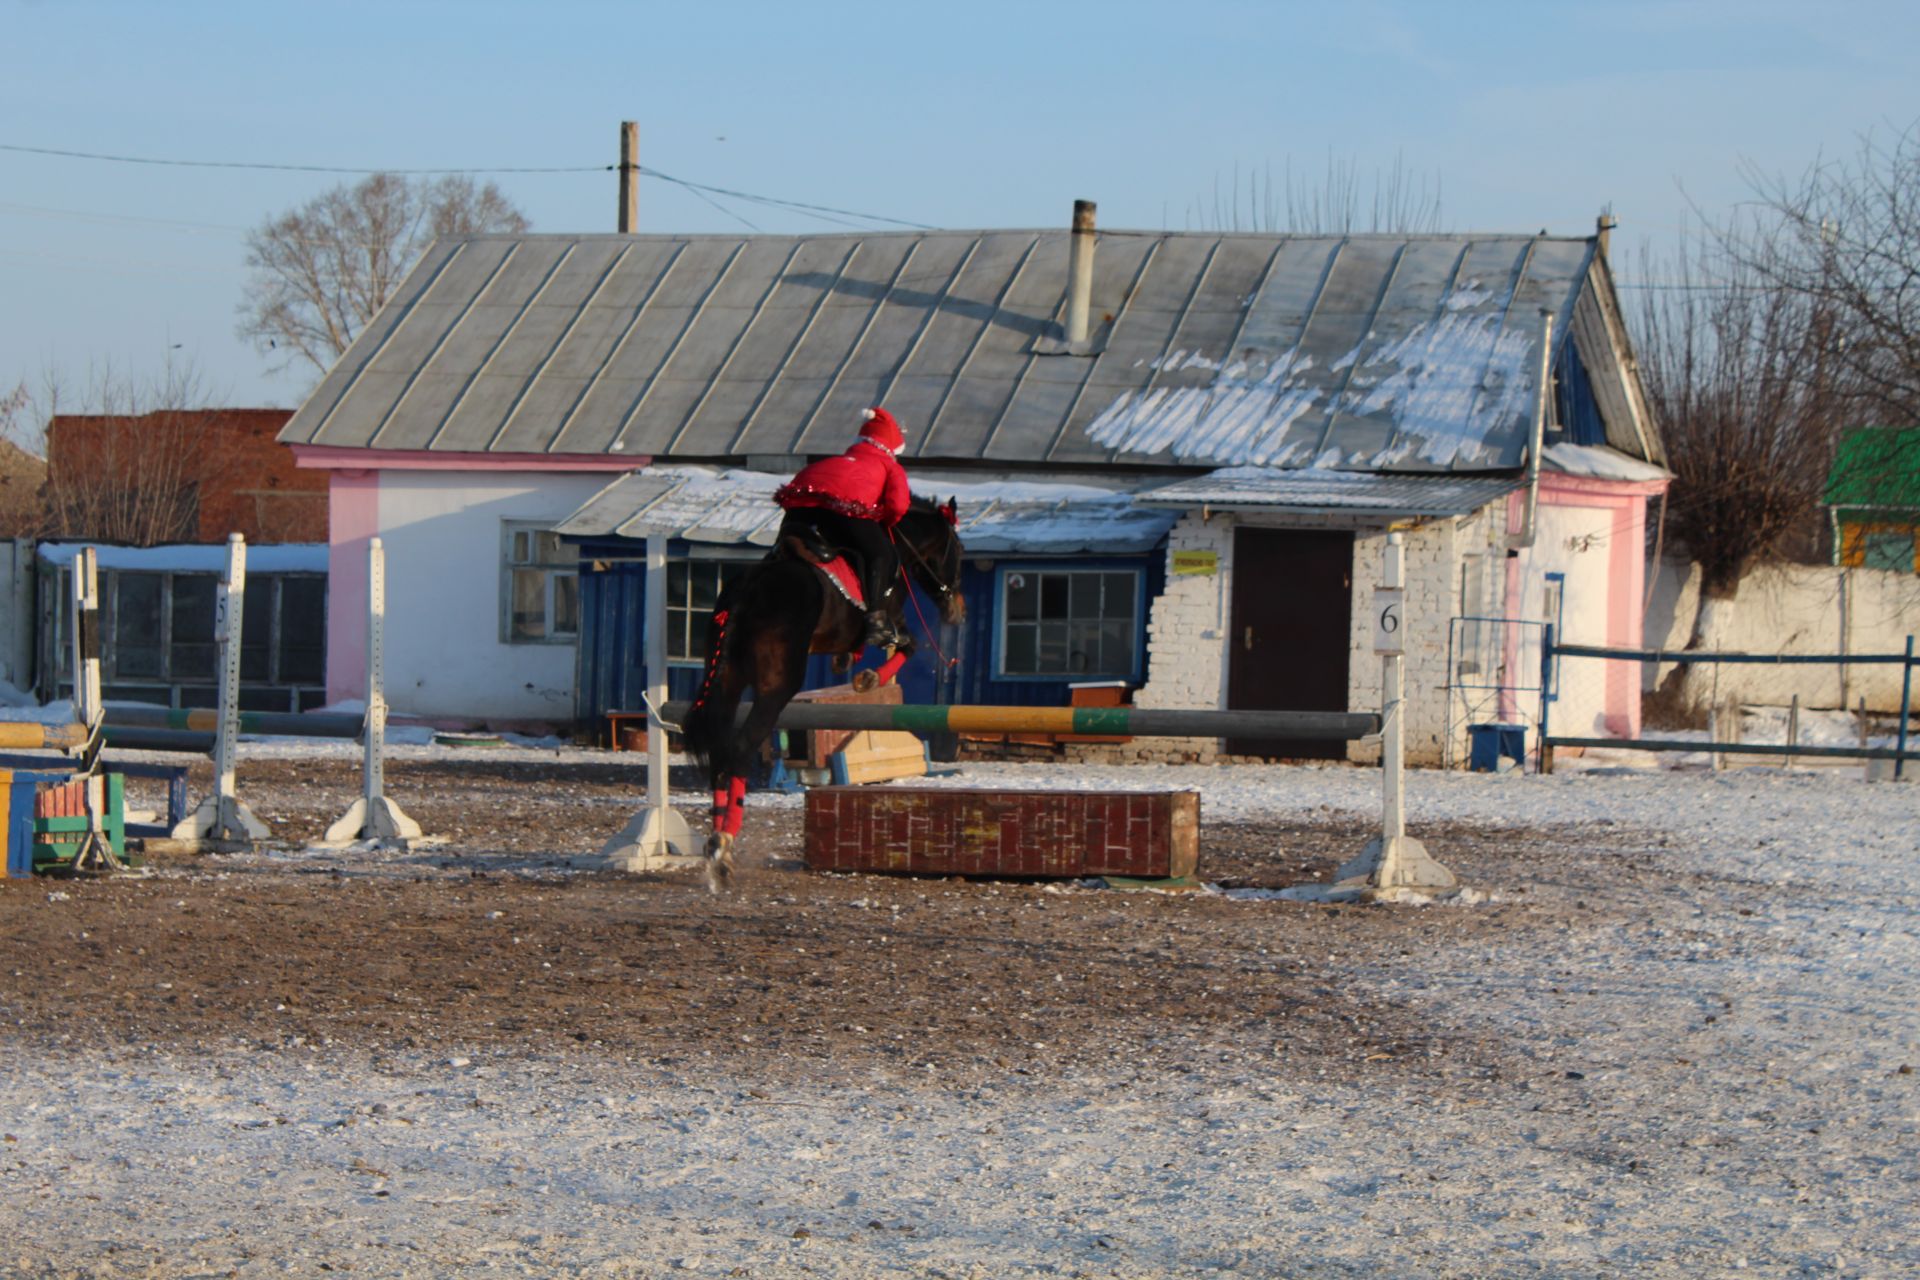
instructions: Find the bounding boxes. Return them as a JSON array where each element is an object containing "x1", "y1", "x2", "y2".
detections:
[
  {"x1": 1634, "y1": 226, "x2": 1854, "y2": 709},
  {"x1": 0, "y1": 380, "x2": 48, "y2": 538},
  {"x1": 35, "y1": 359, "x2": 224, "y2": 546},
  {"x1": 1727, "y1": 122, "x2": 1920, "y2": 428},
  {"x1": 238, "y1": 173, "x2": 529, "y2": 377}
]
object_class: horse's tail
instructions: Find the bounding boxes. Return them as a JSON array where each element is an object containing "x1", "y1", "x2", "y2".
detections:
[{"x1": 679, "y1": 588, "x2": 740, "y2": 772}]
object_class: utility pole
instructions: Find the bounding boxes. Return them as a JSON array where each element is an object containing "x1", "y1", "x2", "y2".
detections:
[{"x1": 618, "y1": 121, "x2": 639, "y2": 233}]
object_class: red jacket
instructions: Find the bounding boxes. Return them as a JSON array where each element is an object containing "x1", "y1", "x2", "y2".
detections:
[{"x1": 773, "y1": 439, "x2": 911, "y2": 525}]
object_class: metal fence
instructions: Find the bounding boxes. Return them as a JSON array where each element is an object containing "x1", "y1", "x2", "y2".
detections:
[
  {"x1": 1443, "y1": 615, "x2": 1549, "y2": 771},
  {"x1": 1539, "y1": 629, "x2": 1918, "y2": 776}
]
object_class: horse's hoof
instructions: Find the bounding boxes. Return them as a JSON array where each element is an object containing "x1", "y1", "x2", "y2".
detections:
[
  {"x1": 851, "y1": 670, "x2": 879, "y2": 693},
  {"x1": 831, "y1": 654, "x2": 853, "y2": 675},
  {"x1": 704, "y1": 834, "x2": 736, "y2": 894}
]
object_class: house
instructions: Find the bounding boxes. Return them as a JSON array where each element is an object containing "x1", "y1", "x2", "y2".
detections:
[
  {"x1": 21, "y1": 409, "x2": 331, "y2": 712},
  {"x1": 31, "y1": 542, "x2": 329, "y2": 712},
  {"x1": 1827, "y1": 426, "x2": 1920, "y2": 573},
  {"x1": 278, "y1": 212, "x2": 1666, "y2": 759}
]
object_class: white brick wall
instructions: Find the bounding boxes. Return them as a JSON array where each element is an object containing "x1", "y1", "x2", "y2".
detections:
[
  {"x1": 1116, "y1": 505, "x2": 1495, "y2": 767},
  {"x1": 1346, "y1": 520, "x2": 1466, "y2": 766},
  {"x1": 1123, "y1": 512, "x2": 1232, "y2": 761}
]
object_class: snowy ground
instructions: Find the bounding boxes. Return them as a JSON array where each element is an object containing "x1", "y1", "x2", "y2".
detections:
[{"x1": 2, "y1": 734, "x2": 1916, "y2": 1278}]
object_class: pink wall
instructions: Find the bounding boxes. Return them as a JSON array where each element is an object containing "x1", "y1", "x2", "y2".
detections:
[
  {"x1": 1507, "y1": 471, "x2": 1667, "y2": 738},
  {"x1": 325, "y1": 470, "x2": 379, "y2": 707}
]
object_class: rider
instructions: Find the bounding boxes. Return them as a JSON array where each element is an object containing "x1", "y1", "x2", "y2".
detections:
[{"x1": 773, "y1": 406, "x2": 911, "y2": 648}]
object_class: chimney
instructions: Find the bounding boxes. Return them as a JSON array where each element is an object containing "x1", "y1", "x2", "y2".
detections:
[
  {"x1": 1595, "y1": 209, "x2": 1617, "y2": 259},
  {"x1": 1066, "y1": 199, "x2": 1097, "y2": 346}
]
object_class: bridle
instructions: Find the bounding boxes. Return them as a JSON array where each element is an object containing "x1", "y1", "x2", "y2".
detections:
[{"x1": 890, "y1": 519, "x2": 959, "y2": 604}]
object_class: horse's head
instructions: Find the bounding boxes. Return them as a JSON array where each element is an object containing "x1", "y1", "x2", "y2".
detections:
[{"x1": 898, "y1": 495, "x2": 966, "y2": 626}]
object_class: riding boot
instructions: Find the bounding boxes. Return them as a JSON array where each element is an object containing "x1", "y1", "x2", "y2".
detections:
[{"x1": 863, "y1": 608, "x2": 898, "y2": 649}]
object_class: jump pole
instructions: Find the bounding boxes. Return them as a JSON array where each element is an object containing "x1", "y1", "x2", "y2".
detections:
[
  {"x1": 172, "y1": 534, "x2": 268, "y2": 846},
  {"x1": 596, "y1": 532, "x2": 698, "y2": 871},
  {"x1": 323, "y1": 537, "x2": 423, "y2": 847},
  {"x1": 1319, "y1": 530, "x2": 1458, "y2": 901},
  {"x1": 62, "y1": 546, "x2": 130, "y2": 871}
]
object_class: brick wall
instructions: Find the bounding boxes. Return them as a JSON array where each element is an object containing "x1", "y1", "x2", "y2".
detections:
[
  {"x1": 1123, "y1": 511, "x2": 1232, "y2": 761},
  {"x1": 45, "y1": 409, "x2": 324, "y2": 544}
]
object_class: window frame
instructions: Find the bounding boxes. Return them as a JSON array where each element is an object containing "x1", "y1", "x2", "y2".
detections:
[
  {"x1": 1861, "y1": 527, "x2": 1918, "y2": 573},
  {"x1": 44, "y1": 564, "x2": 327, "y2": 709},
  {"x1": 990, "y1": 561, "x2": 1146, "y2": 684},
  {"x1": 664, "y1": 550, "x2": 763, "y2": 665},
  {"x1": 500, "y1": 521, "x2": 580, "y2": 645}
]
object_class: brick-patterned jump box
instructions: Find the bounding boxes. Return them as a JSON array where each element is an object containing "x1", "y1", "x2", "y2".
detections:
[{"x1": 803, "y1": 787, "x2": 1199, "y2": 880}]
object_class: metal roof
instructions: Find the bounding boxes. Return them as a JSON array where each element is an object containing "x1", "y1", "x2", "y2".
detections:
[
  {"x1": 1135, "y1": 466, "x2": 1521, "y2": 517},
  {"x1": 554, "y1": 466, "x2": 1179, "y2": 555},
  {"x1": 281, "y1": 230, "x2": 1637, "y2": 474}
]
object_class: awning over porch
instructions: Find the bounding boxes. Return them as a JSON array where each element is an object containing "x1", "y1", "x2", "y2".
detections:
[{"x1": 553, "y1": 465, "x2": 1180, "y2": 555}]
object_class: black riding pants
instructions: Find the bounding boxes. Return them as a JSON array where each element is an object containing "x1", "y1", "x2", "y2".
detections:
[{"x1": 781, "y1": 508, "x2": 897, "y2": 609}]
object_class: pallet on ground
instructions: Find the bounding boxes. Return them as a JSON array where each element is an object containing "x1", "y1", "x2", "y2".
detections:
[
  {"x1": 828, "y1": 730, "x2": 927, "y2": 785},
  {"x1": 803, "y1": 786, "x2": 1199, "y2": 879},
  {"x1": 791, "y1": 681, "x2": 904, "y2": 768}
]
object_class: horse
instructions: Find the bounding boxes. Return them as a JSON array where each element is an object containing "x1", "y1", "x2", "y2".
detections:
[{"x1": 680, "y1": 494, "x2": 966, "y2": 888}]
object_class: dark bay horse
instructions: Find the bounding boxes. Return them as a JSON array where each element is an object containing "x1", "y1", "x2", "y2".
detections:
[{"x1": 681, "y1": 495, "x2": 966, "y2": 886}]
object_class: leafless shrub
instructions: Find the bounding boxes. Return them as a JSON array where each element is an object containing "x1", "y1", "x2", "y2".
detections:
[
  {"x1": 36, "y1": 359, "x2": 222, "y2": 546},
  {"x1": 1634, "y1": 226, "x2": 1851, "y2": 609},
  {"x1": 1188, "y1": 152, "x2": 1444, "y2": 235}
]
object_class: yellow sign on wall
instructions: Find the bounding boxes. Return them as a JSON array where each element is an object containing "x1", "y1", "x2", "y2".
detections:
[{"x1": 1171, "y1": 550, "x2": 1218, "y2": 576}]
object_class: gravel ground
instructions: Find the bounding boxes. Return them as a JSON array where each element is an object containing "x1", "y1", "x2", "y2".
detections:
[{"x1": 0, "y1": 749, "x2": 1915, "y2": 1278}]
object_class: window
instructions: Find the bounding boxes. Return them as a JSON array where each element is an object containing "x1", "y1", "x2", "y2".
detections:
[
  {"x1": 1863, "y1": 529, "x2": 1916, "y2": 573},
  {"x1": 44, "y1": 566, "x2": 327, "y2": 710},
  {"x1": 999, "y1": 568, "x2": 1139, "y2": 679},
  {"x1": 667, "y1": 557, "x2": 756, "y2": 661},
  {"x1": 503, "y1": 524, "x2": 579, "y2": 643}
]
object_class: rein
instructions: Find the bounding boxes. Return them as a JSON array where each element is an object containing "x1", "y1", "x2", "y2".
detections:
[{"x1": 888, "y1": 526, "x2": 959, "y2": 671}]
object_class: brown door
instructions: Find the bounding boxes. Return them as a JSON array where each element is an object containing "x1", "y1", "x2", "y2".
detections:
[{"x1": 1226, "y1": 528, "x2": 1353, "y2": 758}]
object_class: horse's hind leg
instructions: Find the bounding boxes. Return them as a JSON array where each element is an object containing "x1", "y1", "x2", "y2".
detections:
[{"x1": 705, "y1": 775, "x2": 746, "y2": 893}]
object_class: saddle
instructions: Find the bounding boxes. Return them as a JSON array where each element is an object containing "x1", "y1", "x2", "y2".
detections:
[{"x1": 782, "y1": 529, "x2": 866, "y2": 609}]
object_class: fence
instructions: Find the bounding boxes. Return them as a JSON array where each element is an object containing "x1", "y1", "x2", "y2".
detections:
[
  {"x1": 1540, "y1": 628, "x2": 1918, "y2": 777},
  {"x1": 1443, "y1": 615, "x2": 1548, "y2": 771}
]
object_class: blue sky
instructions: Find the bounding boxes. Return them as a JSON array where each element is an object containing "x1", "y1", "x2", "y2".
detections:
[{"x1": 4, "y1": 0, "x2": 1917, "y2": 415}]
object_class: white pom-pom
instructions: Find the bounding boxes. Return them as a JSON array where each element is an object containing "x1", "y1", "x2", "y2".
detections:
[{"x1": 862, "y1": 408, "x2": 876, "y2": 421}]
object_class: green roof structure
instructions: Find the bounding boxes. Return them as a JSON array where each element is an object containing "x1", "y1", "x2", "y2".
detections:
[{"x1": 1826, "y1": 426, "x2": 1920, "y2": 511}]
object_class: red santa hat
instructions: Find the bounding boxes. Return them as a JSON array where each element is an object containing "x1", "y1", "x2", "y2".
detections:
[{"x1": 858, "y1": 406, "x2": 905, "y2": 455}]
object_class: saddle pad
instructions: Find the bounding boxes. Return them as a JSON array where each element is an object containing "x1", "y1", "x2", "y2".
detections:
[{"x1": 814, "y1": 556, "x2": 864, "y2": 609}]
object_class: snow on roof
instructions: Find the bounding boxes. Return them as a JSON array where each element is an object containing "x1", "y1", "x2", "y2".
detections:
[
  {"x1": 34, "y1": 542, "x2": 329, "y2": 573},
  {"x1": 553, "y1": 466, "x2": 1177, "y2": 555},
  {"x1": 1542, "y1": 442, "x2": 1670, "y2": 483},
  {"x1": 1135, "y1": 466, "x2": 1520, "y2": 516}
]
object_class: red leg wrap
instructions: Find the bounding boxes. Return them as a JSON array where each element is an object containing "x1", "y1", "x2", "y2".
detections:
[
  {"x1": 710, "y1": 789, "x2": 729, "y2": 835},
  {"x1": 874, "y1": 651, "x2": 908, "y2": 686}
]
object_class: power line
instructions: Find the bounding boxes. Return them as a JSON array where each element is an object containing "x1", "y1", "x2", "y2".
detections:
[
  {"x1": 0, "y1": 141, "x2": 606, "y2": 174},
  {"x1": 0, "y1": 140, "x2": 940, "y2": 230}
]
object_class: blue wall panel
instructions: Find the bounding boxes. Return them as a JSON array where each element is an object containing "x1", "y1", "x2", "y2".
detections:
[{"x1": 571, "y1": 536, "x2": 1167, "y2": 728}]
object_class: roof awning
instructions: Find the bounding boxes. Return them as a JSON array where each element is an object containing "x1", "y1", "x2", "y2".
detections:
[
  {"x1": 1135, "y1": 466, "x2": 1521, "y2": 517},
  {"x1": 554, "y1": 466, "x2": 1179, "y2": 556}
]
